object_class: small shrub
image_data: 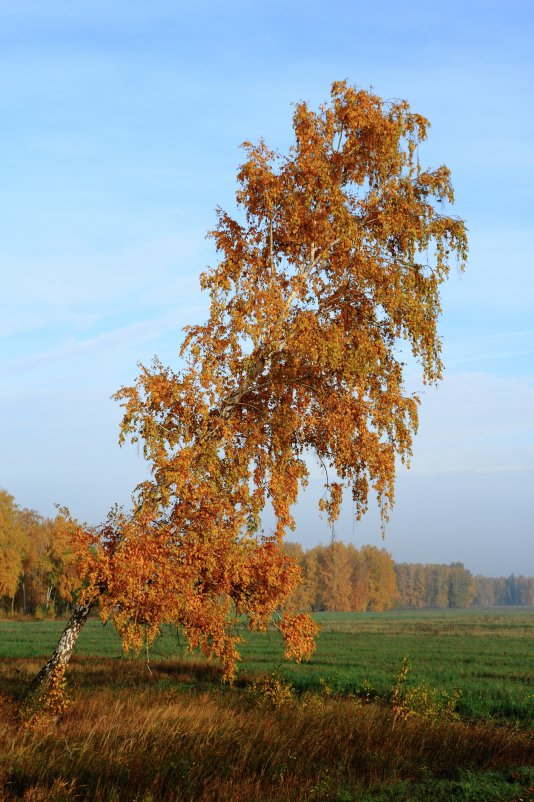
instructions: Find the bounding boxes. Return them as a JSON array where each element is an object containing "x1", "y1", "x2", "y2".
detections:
[
  {"x1": 390, "y1": 657, "x2": 461, "y2": 723},
  {"x1": 250, "y1": 671, "x2": 294, "y2": 708},
  {"x1": 319, "y1": 677, "x2": 334, "y2": 698}
]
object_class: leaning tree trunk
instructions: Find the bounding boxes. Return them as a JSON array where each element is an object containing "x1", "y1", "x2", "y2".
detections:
[{"x1": 24, "y1": 600, "x2": 94, "y2": 707}]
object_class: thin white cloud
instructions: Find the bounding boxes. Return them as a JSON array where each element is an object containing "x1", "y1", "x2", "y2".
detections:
[
  {"x1": 478, "y1": 329, "x2": 534, "y2": 340},
  {"x1": 448, "y1": 350, "x2": 534, "y2": 368},
  {"x1": 3, "y1": 317, "x2": 171, "y2": 375},
  {"x1": 0, "y1": 225, "x2": 210, "y2": 340},
  {"x1": 410, "y1": 371, "x2": 534, "y2": 475}
]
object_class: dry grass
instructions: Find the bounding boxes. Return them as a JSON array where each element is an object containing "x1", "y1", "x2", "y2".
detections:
[{"x1": 1, "y1": 658, "x2": 534, "y2": 801}]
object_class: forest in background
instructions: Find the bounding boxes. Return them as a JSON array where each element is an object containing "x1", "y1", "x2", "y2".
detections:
[
  {"x1": 1, "y1": 488, "x2": 532, "y2": 616},
  {"x1": 0, "y1": 489, "x2": 77, "y2": 616},
  {"x1": 283, "y1": 541, "x2": 534, "y2": 611}
]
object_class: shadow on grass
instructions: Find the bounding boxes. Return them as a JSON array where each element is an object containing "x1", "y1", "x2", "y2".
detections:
[{"x1": 0, "y1": 655, "x2": 226, "y2": 701}]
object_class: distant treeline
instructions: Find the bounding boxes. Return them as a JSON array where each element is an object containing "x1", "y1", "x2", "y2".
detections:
[
  {"x1": 2, "y1": 487, "x2": 533, "y2": 616},
  {"x1": 395, "y1": 562, "x2": 534, "y2": 609},
  {"x1": 283, "y1": 541, "x2": 534, "y2": 612},
  {"x1": 0, "y1": 489, "x2": 77, "y2": 616}
]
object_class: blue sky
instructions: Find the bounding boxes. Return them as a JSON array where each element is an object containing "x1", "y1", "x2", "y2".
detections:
[{"x1": 1, "y1": 1, "x2": 532, "y2": 576}]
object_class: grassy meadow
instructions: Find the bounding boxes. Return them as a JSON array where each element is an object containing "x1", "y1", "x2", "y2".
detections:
[{"x1": 1, "y1": 609, "x2": 533, "y2": 801}]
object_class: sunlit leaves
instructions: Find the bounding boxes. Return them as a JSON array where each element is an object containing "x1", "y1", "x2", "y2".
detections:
[{"x1": 76, "y1": 82, "x2": 466, "y2": 679}]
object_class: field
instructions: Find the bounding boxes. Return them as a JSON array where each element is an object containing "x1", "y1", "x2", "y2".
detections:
[{"x1": 1, "y1": 609, "x2": 534, "y2": 801}]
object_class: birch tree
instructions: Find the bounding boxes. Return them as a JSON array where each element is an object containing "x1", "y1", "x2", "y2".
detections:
[{"x1": 27, "y1": 81, "x2": 467, "y2": 707}]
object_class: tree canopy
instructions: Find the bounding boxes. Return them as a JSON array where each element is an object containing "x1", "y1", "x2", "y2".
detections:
[{"x1": 70, "y1": 81, "x2": 467, "y2": 680}]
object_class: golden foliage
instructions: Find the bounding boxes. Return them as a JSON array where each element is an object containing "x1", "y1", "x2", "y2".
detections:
[
  {"x1": 278, "y1": 613, "x2": 319, "y2": 662},
  {"x1": 0, "y1": 489, "x2": 24, "y2": 601},
  {"x1": 0, "y1": 491, "x2": 78, "y2": 616},
  {"x1": 285, "y1": 541, "x2": 398, "y2": 612},
  {"x1": 70, "y1": 82, "x2": 466, "y2": 679}
]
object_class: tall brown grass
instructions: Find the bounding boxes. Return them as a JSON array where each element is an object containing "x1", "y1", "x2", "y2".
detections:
[{"x1": 1, "y1": 658, "x2": 533, "y2": 801}]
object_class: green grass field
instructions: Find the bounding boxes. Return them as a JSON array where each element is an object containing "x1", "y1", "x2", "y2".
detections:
[
  {"x1": 1, "y1": 607, "x2": 533, "y2": 724},
  {"x1": 1, "y1": 609, "x2": 533, "y2": 801}
]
